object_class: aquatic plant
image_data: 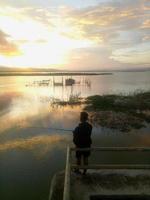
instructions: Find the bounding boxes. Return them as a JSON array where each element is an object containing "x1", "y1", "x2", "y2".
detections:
[
  {"x1": 85, "y1": 91, "x2": 150, "y2": 132},
  {"x1": 51, "y1": 93, "x2": 82, "y2": 106}
]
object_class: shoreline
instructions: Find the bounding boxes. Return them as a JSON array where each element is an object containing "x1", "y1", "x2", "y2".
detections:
[{"x1": 0, "y1": 72, "x2": 113, "y2": 76}]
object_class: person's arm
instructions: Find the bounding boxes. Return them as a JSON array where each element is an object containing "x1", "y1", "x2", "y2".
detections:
[
  {"x1": 88, "y1": 124, "x2": 92, "y2": 145},
  {"x1": 73, "y1": 126, "x2": 79, "y2": 145},
  {"x1": 88, "y1": 124, "x2": 92, "y2": 136},
  {"x1": 90, "y1": 124, "x2": 92, "y2": 135}
]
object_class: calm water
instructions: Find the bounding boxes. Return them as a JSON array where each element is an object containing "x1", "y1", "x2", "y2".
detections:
[{"x1": 0, "y1": 71, "x2": 150, "y2": 200}]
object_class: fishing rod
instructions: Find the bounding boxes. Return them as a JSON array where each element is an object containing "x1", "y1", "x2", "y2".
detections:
[
  {"x1": 18, "y1": 126, "x2": 73, "y2": 132},
  {"x1": 18, "y1": 126, "x2": 127, "y2": 135}
]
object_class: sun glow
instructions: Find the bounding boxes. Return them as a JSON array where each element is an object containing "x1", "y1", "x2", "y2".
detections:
[
  {"x1": 0, "y1": 31, "x2": 92, "y2": 67},
  {"x1": 0, "y1": 8, "x2": 93, "y2": 68},
  {"x1": 1, "y1": 1, "x2": 148, "y2": 70}
]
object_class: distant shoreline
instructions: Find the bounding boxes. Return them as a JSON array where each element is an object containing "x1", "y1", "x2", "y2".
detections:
[{"x1": 0, "y1": 72, "x2": 113, "y2": 76}]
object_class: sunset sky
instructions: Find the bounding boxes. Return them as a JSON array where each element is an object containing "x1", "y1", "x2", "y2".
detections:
[{"x1": 0, "y1": 0, "x2": 149, "y2": 70}]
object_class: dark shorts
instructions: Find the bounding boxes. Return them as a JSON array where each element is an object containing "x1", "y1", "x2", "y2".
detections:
[{"x1": 76, "y1": 147, "x2": 91, "y2": 158}]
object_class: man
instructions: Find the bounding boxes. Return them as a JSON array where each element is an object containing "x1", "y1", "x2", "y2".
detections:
[{"x1": 73, "y1": 112, "x2": 92, "y2": 175}]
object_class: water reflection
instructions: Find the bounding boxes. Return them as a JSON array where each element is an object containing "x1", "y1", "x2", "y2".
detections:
[
  {"x1": 0, "y1": 92, "x2": 22, "y2": 113},
  {"x1": 0, "y1": 134, "x2": 69, "y2": 154}
]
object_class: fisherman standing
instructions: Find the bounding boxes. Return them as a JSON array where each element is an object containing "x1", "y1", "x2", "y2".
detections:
[{"x1": 73, "y1": 112, "x2": 92, "y2": 175}]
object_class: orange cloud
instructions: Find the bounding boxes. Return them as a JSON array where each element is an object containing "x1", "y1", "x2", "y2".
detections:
[
  {"x1": 141, "y1": 19, "x2": 150, "y2": 29},
  {"x1": 0, "y1": 29, "x2": 20, "y2": 56}
]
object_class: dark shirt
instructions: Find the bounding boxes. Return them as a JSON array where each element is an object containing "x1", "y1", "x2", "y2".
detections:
[{"x1": 73, "y1": 122, "x2": 92, "y2": 148}]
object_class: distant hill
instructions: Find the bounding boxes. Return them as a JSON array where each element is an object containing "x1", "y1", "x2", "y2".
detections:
[
  {"x1": 0, "y1": 66, "x2": 149, "y2": 73},
  {"x1": 0, "y1": 66, "x2": 62, "y2": 72}
]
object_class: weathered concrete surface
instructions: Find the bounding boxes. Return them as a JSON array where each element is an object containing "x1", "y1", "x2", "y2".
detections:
[
  {"x1": 71, "y1": 170, "x2": 150, "y2": 200},
  {"x1": 49, "y1": 170, "x2": 150, "y2": 200},
  {"x1": 49, "y1": 171, "x2": 65, "y2": 200}
]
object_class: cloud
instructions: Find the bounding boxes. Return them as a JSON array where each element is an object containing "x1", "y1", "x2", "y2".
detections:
[
  {"x1": 0, "y1": 29, "x2": 20, "y2": 56},
  {"x1": 60, "y1": 0, "x2": 150, "y2": 66},
  {"x1": 61, "y1": 0, "x2": 149, "y2": 44},
  {"x1": 111, "y1": 43, "x2": 150, "y2": 64},
  {"x1": 19, "y1": 7, "x2": 56, "y2": 28},
  {"x1": 65, "y1": 46, "x2": 121, "y2": 70},
  {"x1": 0, "y1": 0, "x2": 149, "y2": 69},
  {"x1": 141, "y1": 19, "x2": 150, "y2": 30}
]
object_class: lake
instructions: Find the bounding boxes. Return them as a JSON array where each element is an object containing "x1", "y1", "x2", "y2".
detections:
[{"x1": 0, "y1": 71, "x2": 150, "y2": 200}]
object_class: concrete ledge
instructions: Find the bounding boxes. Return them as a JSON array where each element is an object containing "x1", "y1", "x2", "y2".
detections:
[
  {"x1": 49, "y1": 169, "x2": 150, "y2": 200},
  {"x1": 49, "y1": 171, "x2": 65, "y2": 200},
  {"x1": 90, "y1": 195, "x2": 150, "y2": 200}
]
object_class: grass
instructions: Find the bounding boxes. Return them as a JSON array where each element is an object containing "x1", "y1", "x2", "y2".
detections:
[
  {"x1": 85, "y1": 91, "x2": 150, "y2": 132},
  {"x1": 52, "y1": 90, "x2": 150, "y2": 132},
  {"x1": 85, "y1": 91, "x2": 150, "y2": 112},
  {"x1": 52, "y1": 93, "x2": 82, "y2": 106}
]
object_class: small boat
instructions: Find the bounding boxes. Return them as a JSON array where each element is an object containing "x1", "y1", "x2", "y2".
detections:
[{"x1": 65, "y1": 78, "x2": 75, "y2": 86}]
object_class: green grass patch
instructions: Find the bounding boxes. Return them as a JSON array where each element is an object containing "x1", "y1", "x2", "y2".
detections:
[{"x1": 85, "y1": 91, "x2": 150, "y2": 132}]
